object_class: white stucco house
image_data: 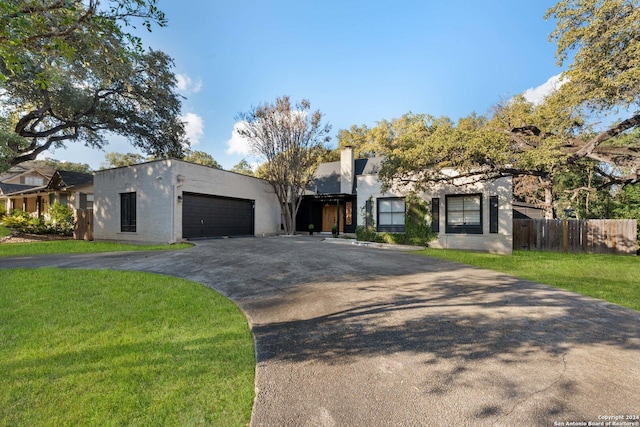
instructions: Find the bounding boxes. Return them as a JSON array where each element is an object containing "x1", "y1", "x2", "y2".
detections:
[
  {"x1": 297, "y1": 147, "x2": 513, "y2": 254},
  {"x1": 93, "y1": 150, "x2": 513, "y2": 254},
  {"x1": 93, "y1": 159, "x2": 281, "y2": 244}
]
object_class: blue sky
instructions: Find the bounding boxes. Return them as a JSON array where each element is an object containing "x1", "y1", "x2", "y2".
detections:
[{"x1": 49, "y1": 0, "x2": 564, "y2": 170}]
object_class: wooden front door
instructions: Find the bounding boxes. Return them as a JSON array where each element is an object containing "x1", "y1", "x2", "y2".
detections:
[{"x1": 322, "y1": 204, "x2": 344, "y2": 232}]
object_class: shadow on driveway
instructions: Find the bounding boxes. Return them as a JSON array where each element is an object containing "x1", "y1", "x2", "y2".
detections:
[{"x1": 1, "y1": 236, "x2": 638, "y2": 426}]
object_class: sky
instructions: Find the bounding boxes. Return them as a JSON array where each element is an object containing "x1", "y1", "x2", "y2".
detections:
[{"x1": 46, "y1": 0, "x2": 565, "y2": 171}]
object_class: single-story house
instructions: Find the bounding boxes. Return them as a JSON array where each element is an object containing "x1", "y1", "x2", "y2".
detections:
[
  {"x1": 297, "y1": 147, "x2": 513, "y2": 254},
  {"x1": 93, "y1": 159, "x2": 281, "y2": 244},
  {"x1": 1, "y1": 167, "x2": 93, "y2": 218}
]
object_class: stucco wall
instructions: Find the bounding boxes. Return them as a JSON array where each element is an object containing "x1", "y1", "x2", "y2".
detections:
[
  {"x1": 94, "y1": 159, "x2": 281, "y2": 244},
  {"x1": 357, "y1": 173, "x2": 513, "y2": 254}
]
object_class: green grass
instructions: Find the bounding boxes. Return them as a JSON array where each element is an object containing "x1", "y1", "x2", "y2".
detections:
[
  {"x1": 417, "y1": 249, "x2": 640, "y2": 311},
  {"x1": 0, "y1": 269, "x2": 255, "y2": 426},
  {"x1": 0, "y1": 240, "x2": 193, "y2": 257},
  {"x1": 0, "y1": 225, "x2": 11, "y2": 238}
]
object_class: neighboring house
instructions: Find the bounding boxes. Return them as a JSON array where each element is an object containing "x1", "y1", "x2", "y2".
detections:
[
  {"x1": 1, "y1": 166, "x2": 53, "y2": 216},
  {"x1": 513, "y1": 201, "x2": 545, "y2": 219},
  {"x1": 0, "y1": 167, "x2": 93, "y2": 217},
  {"x1": 93, "y1": 159, "x2": 281, "y2": 244},
  {"x1": 297, "y1": 147, "x2": 514, "y2": 254}
]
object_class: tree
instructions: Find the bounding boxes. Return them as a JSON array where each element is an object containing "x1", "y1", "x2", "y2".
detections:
[
  {"x1": 101, "y1": 152, "x2": 146, "y2": 169},
  {"x1": 0, "y1": 0, "x2": 186, "y2": 172},
  {"x1": 230, "y1": 159, "x2": 255, "y2": 176},
  {"x1": 336, "y1": 124, "x2": 388, "y2": 158},
  {"x1": 183, "y1": 149, "x2": 221, "y2": 168},
  {"x1": 0, "y1": 1, "x2": 167, "y2": 80},
  {"x1": 33, "y1": 158, "x2": 92, "y2": 173},
  {"x1": 236, "y1": 96, "x2": 331, "y2": 235},
  {"x1": 378, "y1": 0, "x2": 640, "y2": 218},
  {"x1": 543, "y1": 0, "x2": 640, "y2": 177}
]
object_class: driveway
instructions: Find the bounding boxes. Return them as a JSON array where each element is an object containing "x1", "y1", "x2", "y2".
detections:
[{"x1": 2, "y1": 237, "x2": 639, "y2": 426}]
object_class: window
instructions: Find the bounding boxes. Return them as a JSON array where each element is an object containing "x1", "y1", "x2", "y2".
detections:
[
  {"x1": 489, "y1": 195, "x2": 498, "y2": 234},
  {"x1": 79, "y1": 193, "x2": 94, "y2": 210},
  {"x1": 120, "y1": 192, "x2": 137, "y2": 232},
  {"x1": 446, "y1": 194, "x2": 482, "y2": 234},
  {"x1": 21, "y1": 176, "x2": 44, "y2": 186},
  {"x1": 377, "y1": 198, "x2": 405, "y2": 232}
]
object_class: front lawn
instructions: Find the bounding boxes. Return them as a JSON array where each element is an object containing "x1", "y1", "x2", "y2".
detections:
[
  {"x1": 0, "y1": 269, "x2": 255, "y2": 426},
  {"x1": 417, "y1": 249, "x2": 640, "y2": 312},
  {"x1": 0, "y1": 240, "x2": 192, "y2": 257}
]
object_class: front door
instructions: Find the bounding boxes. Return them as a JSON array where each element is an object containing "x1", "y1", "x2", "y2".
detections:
[{"x1": 322, "y1": 204, "x2": 344, "y2": 232}]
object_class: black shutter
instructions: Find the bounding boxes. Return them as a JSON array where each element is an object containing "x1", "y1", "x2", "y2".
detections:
[
  {"x1": 489, "y1": 195, "x2": 498, "y2": 233},
  {"x1": 431, "y1": 198, "x2": 440, "y2": 232}
]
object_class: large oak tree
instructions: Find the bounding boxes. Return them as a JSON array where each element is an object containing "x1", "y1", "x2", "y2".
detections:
[
  {"x1": 0, "y1": 0, "x2": 186, "y2": 172},
  {"x1": 376, "y1": 0, "x2": 640, "y2": 218}
]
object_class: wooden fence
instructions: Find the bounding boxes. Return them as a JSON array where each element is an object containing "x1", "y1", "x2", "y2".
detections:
[
  {"x1": 513, "y1": 219, "x2": 637, "y2": 255},
  {"x1": 74, "y1": 209, "x2": 93, "y2": 241}
]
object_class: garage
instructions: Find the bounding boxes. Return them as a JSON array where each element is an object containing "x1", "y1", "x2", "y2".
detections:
[{"x1": 182, "y1": 192, "x2": 255, "y2": 238}]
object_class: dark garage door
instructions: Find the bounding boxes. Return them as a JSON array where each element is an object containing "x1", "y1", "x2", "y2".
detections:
[{"x1": 182, "y1": 192, "x2": 254, "y2": 238}]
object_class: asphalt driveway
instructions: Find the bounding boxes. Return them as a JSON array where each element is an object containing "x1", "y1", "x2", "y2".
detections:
[{"x1": 2, "y1": 237, "x2": 639, "y2": 426}]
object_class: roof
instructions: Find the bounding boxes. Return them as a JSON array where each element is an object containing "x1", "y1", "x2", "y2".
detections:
[
  {"x1": 0, "y1": 166, "x2": 53, "y2": 185},
  {"x1": 0, "y1": 183, "x2": 40, "y2": 195},
  {"x1": 46, "y1": 170, "x2": 94, "y2": 190},
  {"x1": 309, "y1": 156, "x2": 385, "y2": 195},
  {"x1": 311, "y1": 161, "x2": 341, "y2": 194}
]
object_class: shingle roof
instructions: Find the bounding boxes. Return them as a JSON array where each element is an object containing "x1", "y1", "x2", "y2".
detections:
[
  {"x1": 0, "y1": 183, "x2": 37, "y2": 195},
  {"x1": 56, "y1": 170, "x2": 94, "y2": 187},
  {"x1": 46, "y1": 170, "x2": 94, "y2": 190}
]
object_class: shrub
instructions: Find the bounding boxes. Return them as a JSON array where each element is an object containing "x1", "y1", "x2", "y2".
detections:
[
  {"x1": 3, "y1": 203, "x2": 75, "y2": 236},
  {"x1": 355, "y1": 193, "x2": 436, "y2": 247},
  {"x1": 47, "y1": 202, "x2": 75, "y2": 236}
]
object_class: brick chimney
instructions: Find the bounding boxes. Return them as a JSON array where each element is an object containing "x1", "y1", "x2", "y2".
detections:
[{"x1": 340, "y1": 146, "x2": 355, "y2": 194}]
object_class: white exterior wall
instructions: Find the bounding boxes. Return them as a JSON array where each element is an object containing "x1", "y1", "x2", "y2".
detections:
[
  {"x1": 94, "y1": 159, "x2": 281, "y2": 244},
  {"x1": 357, "y1": 173, "x2": 513, "y2": 254}
]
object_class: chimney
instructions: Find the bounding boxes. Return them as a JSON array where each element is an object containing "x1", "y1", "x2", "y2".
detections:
[{"x1": 340, "y1": 146, "x2": 354, "y2": 194}]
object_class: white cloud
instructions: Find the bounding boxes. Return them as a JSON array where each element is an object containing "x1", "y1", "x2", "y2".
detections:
[
  {"x1": 175, "y1": 73, "x2": 202, "y2": 94},
  {"x1": 225, "y1": 122, "x2": 252, "y2": 155},
  {"x1": 523, "y1": 74, "x2": 566, "y2": 105},
  {"x1": 181, "y1": 112, "x2": 204, "y2": 145}
]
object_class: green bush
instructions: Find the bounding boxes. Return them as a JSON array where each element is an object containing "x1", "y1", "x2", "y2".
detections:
[
  {"x1": 3, "y1": 204, "x2": 75, "y2": 236},
  {"x1": 355, "y1": 193, "x2": 436, "y2": 247},
  {"x1": 48, "y1": 202, "x2": 75, "y2": 236}
]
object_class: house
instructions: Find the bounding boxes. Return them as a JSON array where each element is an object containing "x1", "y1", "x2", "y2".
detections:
[
  {"x1": 93, "y1": 159, "x2": 281, "y2": 244},
  {"x1": 1, "y1": 167, "x2": 93, "y2": 218},
  {"x1": 297, "y1": 147, "x2": 513, "y2": 254},
  {"x1": 513, "y1": 201, "x2": 545, "y2": 219}
]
